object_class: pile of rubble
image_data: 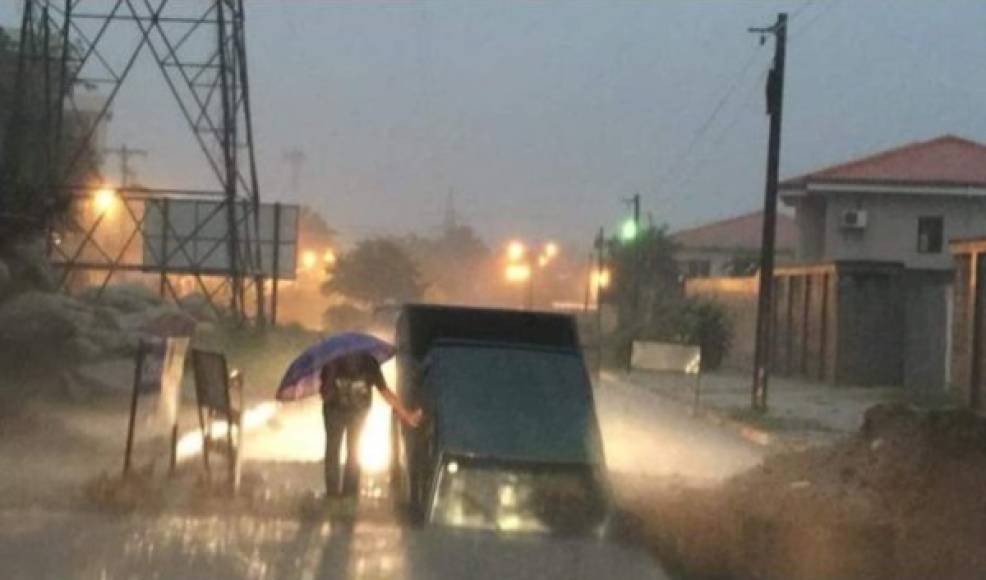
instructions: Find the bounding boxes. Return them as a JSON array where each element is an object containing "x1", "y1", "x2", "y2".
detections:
[
  {"x1": 0, "y1": 284, "x2": 208, "y2": 365},
  {"x1": 0, "y1": 239, "x2": 216, "y2": 395},
  {"x1": 635, "y1": 403, "x2": 986, "y2": 580}
]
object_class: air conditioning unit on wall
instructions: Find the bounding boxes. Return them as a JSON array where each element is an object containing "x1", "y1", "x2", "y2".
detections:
[{"x1": 840, "y1": 209, "x2": 867, "y2": 229}]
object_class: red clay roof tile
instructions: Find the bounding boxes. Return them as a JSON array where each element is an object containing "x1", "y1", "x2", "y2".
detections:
[
  {"x1": 671, "y1": 210, "x2": 796, "y2": 251},
  {"x1": 781, "y1": 135, "x2": 986, "y2": 188}
]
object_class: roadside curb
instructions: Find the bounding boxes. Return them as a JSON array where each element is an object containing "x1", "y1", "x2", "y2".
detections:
[{"x1": 600, "y1": 371, "x2": 798, "y2": 452}]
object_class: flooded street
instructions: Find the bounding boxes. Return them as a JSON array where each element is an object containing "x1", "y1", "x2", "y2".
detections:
[
  {"x1": 596, "y1": 375, "x2": 765, "y2": 484},
  {"x1": 0, "y1": 505, "x2": 664, "y2": 579},
  {"x1": 2, "y1": 2, "x2": 984, "y2": 578},
  {"x1": 0, "y1": 377, "x2": 719, "y2": 579}
]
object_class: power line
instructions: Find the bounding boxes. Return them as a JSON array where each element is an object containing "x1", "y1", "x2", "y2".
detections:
[
  {"x1": 654, "y1": 1, "x2": 820, "y2": 221},
  {"x1": 793, "y1": 0, "x2": 844, "y2": 37},
  {"x1": 789, "y1": 0, "x2": 817, "y2": 22},
  {"x1": 655, "y1": 0, "x2": 818, "y2": 199},
  {"x1": 656, "y1": 45, "x2": 766, "y2": 194}
]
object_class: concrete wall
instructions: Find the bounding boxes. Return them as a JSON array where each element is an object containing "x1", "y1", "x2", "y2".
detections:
[
  {"x1": 949, "y1": 245, "x2": 985, "y2": 410},
  {"x1": 791, "y1": 193, "x2": 986, "y2": 270},
  {"x1": 675, "y1": 247, "x2": 794, "y2": 277},
  {"x1": 950, "y1": 252, "x2": 974, "y2": 398},
  {"x1": 901, "y1": 270, "x2": 951, "y2": 391},
  {"x1": 795, "y1": 197, "x2": 826, "y2": 262},
  {"x1": 688, "y1": 261, "x2": 950, "y2": 389},
  {"x1": 685, "y1": 276, "x2": 758, "y2": 371},
  {"x1": 771, "y1": 268, "x2": 838, "y2": 382},
  {"x1": 835, "y1": 267, "x2": 906, "y2": 386}
]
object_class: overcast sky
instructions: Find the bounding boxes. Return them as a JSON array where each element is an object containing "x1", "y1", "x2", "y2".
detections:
[{"x1": 5, "y1": 1, "x2": 986, "y2": 248}]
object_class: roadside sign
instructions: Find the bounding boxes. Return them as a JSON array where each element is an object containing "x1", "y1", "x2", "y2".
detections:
[{"x1": 123, "y1": 337, "x2": 190, "y2": 476}]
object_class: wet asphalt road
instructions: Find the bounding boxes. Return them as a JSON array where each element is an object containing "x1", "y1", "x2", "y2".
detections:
[
  {"x1": 0, "y1": 507, "x2": 663, "y2": 580},
  {"x1": 0, "y1": 376, "x2": 763, "y2": 579}
]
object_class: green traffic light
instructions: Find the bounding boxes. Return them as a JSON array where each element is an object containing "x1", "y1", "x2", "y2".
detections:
[{"x1": 620, "y1": 219, "x2": 637, "y2": 241}]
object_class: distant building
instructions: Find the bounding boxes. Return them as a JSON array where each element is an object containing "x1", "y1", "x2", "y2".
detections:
[
  {"x1": 779, "y1": 135, "x2": 986, "y2": 270},
  {"x1": 686, "y1": 135, "x2": 986, "y2": 391},
  {"x1": 671, "y1": 210, "x2": 796, "y2": 277}
]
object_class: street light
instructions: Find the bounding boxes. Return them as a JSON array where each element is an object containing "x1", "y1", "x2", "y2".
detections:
[
  {"x1": 591, "y1": 267, "x2": 611, "y2": 290},
  {"x1": 503, "y1": 239, "x2": 559, "y2": 309},
  {"x1": 301, "y1": 250, "x2": 318, "y2": 270},
  {"x1": 93, "y1": 186, "x2": 118, "y2": 216},
  {"x1": 505, "y1": 263, "x2": 531, "y2": 283},
  {"x1": 507, "y1": 240, "x2": 526, "y2": 262},
  {"x1": 323, "y1": 249, "x2": 337, "y2": 265},
  {"x1": 544, "y1": 242, "x2": 559, "y2": 260}
]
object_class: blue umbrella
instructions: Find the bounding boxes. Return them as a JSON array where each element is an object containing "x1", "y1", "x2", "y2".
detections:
[{"x1": 276, "y1": 332, "x2": 395, "y2": 401}]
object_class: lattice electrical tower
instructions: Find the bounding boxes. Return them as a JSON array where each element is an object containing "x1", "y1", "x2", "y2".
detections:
[{"x1": 5, "y1": 0, "x2": 275, "y2": 324}]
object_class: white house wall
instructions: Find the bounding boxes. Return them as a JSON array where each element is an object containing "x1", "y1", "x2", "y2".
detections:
[{"x1": 819, "y1": 193, "x2": 986, "y2": 269}]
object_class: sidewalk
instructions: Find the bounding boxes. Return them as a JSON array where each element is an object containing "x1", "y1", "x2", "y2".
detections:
[{"x1": 603, "y1": 370, "x2": 907, "y2": 451}]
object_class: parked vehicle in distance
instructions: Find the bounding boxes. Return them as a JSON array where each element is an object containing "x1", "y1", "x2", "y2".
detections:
[{"x1": 391, "y1": 304, "x2": 610, "y2": 534}]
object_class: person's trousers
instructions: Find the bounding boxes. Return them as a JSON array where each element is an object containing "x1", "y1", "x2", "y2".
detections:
[{"x1": 323, "y1": 403, "x2": 368, "y2": 497}]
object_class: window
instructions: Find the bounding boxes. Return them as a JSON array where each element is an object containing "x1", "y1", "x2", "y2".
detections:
[
  {"x1": 917, "y1": 216, "x2": 944, "y2": 254},
  {"x1": 684, "y1": 259, "x2": 711, "y2": 277}
]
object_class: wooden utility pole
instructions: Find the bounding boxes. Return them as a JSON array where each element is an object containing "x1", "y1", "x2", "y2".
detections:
[
  {"x1": 623, "y1": 194, "x2": 642, "y2": 370},
  {"x1": 595, "y1": 227, "x2": 606, "y2": 377},
  {"x1": 749, "y1": 13, "x2": 787, "y2": 412},
  {"x1": 632, "y1": 193, "x2": 641, "y2": 313}
]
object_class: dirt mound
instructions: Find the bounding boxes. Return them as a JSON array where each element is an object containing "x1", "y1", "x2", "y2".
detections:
[{"x1": 632, "y1": 404, "x2": 986, "y2": 580}]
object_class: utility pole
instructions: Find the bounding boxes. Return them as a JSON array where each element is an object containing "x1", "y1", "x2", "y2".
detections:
[
  {"x1": 525, "y1": 269, "x2": 534, "y2": 310},
  {"x1": 442, "y1": 187, "x2": 459, "y2": 235},
  {"x1": 622, "y1": 193, "x2": 642, "y2": 370},
  {"x1": 749, "y1": 12, "x2": 787, "y2": 412},
  {"x1": 103, "y1": 144, "x2": 148, "y2": 187},
  {"x1": 595, "y1": 226, "x2": 606, "y2": 377},
  {"x1": 583, "y1": 250, "x2": 594, "y2": 313}
]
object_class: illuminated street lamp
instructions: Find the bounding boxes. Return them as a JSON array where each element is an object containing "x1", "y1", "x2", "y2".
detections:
[
  {"x1": 301, "y1": 249, "x2": 318, "y2": 270},
  {"x1": 504, "y1": 263, "x2": 531, "y2": 283},
  {"x1": 544, "y1": 241, "x2": 559, "y2": 260},
  {"x1": 591, "y1": 267, "x2": 611, "y2": 290},
  {"x1": 507, "y1": 240, "x2": 526, "y2": 262},
  {"x1": 503, "y1": 239, "x2": 559, "y2": 309},
  {"x1": 93, "y1": 186, "x2": 118, "y2": 216}
]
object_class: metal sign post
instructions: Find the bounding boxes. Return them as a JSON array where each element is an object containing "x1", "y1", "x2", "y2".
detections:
[{"x1": 122, "y1": 336, "x2": 190, "y2": 477}]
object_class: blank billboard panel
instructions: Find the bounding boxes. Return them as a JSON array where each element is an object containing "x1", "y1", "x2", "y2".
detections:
[{"x1": 143, "y1": 199, "x2": 298, "y2": 279}]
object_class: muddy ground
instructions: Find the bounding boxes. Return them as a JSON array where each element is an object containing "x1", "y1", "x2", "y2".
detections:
[{"x1": 623, "y1": 403, "x2": 986, "y2": 580}]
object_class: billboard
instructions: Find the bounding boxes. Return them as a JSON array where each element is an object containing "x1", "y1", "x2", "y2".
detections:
[{"x1": 142, "y1": 199, "x2": 298, "y2": 279}]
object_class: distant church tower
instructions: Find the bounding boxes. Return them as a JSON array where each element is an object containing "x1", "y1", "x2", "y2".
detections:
[{"x1": 442, "y1": 187, "x2": 459, "y2": 235}]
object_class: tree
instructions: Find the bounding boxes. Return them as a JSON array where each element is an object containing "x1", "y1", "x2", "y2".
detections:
[
  {"x1": 642, "y1": 297, "x2": 734, "y2": 370},
  {"x1": 603, "y1": 224, "x2": 679, "y2": 330},
  {"x1": 0, "y1": 27, "x2": 98, "y2": 245},
  {"x1": 298, "y1": 205, "x2": 336, "y2": 249},
  {"x1": 398, "y1": 224, "x2": 491, "y2": 303},
  {"x1": 323, "y1": 238, "x2": 425, "y2": 307}
]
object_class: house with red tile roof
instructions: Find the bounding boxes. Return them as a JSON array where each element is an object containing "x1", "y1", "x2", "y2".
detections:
[
  {"x1": 779, "y1": 135, "x2": 986, "y2": 270},
  {"x1": 671, "y1": 210, "x2": 797, "y2": 277}
]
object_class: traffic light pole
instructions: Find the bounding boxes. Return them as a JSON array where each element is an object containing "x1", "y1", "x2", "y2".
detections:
[
  {"x1": 623, "y1": 193, "x2": 642, "y2": 371},
  {"x1": 595, "y1": 227, "x2": 605, "y2": 377},
  {"x1": 749, "y1": 13, "x2": 787, "y2": 412},
  {"x1": 631, "y1": 193, "x2": 641, "y2": 315}
]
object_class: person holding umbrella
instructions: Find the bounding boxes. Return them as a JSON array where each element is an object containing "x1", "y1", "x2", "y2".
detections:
[
  {"x1": 320, "y1": 352, "x2": 422, "y2": 497},
  {"x1": 277, "y1": 332, "x2": 422, "y2": 498}
]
